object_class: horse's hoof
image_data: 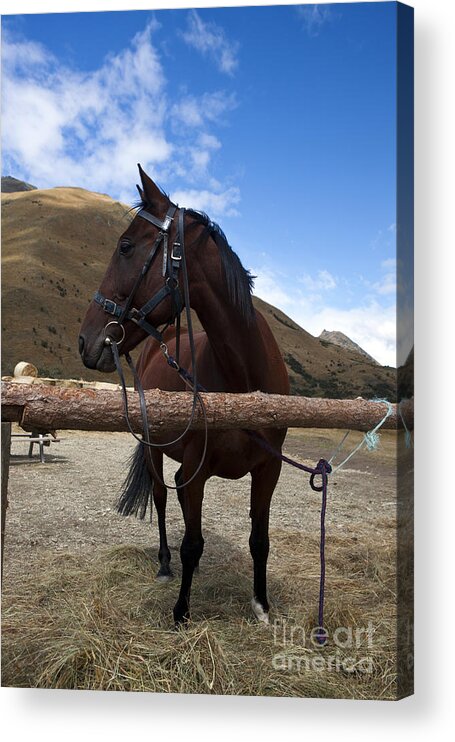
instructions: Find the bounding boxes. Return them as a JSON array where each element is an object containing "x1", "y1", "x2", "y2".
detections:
[
  {"x1": 173, "y1": 618, "x2": 190, "y2": 631},
  {"x1": 156, "y1": 569, "x2": 174, "y2": 583},
  {"x1": 173, "y1": 601, "x2": 190, "y2": 627},
  {"x1": 251, "y1": 597, "x2": 269, "y2": 625}
]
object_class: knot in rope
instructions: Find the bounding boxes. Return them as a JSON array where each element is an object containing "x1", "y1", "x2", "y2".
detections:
[
  {"x1": 363, "y1": 430, "x2": 381, "y2": 451},
  {"x1": 309, "y1": 458, "x2": 332, "y2": 492},
  {"x1": 329, "y1": 398, "x2": 394, "y2": 474}
]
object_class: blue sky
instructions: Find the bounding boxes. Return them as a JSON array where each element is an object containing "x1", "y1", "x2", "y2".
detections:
[{"x1": 2, "y1": 2, "x2": 399, "y2": 366}]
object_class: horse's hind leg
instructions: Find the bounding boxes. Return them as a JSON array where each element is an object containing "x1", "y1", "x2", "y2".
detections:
[
  {"x1": 249, "y1": 457, "x2": 282, "y2": 624},
  {"x1": 147, "y1": 451, "x2": 173, "y2": 582}
]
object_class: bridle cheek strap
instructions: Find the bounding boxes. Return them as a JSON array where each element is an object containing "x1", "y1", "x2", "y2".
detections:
[{"x1": 93, "y1": 204, "x2": 182, "y2": 345}]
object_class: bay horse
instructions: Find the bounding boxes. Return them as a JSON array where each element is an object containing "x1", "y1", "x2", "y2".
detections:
[{"x1": 79, "y1": 165, "x2": 289, "y2": 625}]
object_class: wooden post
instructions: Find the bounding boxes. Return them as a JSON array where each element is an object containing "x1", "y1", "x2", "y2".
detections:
[{"x1": 1, "y1": 422, "x2": 12, "y2": 581}]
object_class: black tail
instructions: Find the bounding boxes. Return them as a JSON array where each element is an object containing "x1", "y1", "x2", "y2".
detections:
[{"x1": 117, "y1": 444, "x2": 153, "y2": 520}]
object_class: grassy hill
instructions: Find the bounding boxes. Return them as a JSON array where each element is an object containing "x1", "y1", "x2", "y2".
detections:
[{"x1": 1, "y1": 186, "x2": 396, "y2": 399}]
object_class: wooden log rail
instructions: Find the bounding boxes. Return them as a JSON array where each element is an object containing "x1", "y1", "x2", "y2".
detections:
[{"x1": 1, "y1": 381, "x2": 413, "y2": 434}]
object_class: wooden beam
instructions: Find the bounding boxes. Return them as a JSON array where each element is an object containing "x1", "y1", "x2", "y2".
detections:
[{"x1": 1, "y1": 381, "x2": 412, "y2": 434}]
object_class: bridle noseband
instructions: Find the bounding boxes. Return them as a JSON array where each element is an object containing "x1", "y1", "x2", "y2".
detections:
[{"x1": 94, "y1": 204, "x2": 184, "y2": 347}]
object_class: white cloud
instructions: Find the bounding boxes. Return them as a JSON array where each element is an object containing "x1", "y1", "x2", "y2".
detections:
[
  {"x1": 370, "y1": 224, "x2": 396, "y2": 251},
  {"x1": 252, "y1": 266, "x2": 397, "y2": 367},
  {"x1": 198, "y1": 133, "x2": 221, "y2": 151},
  {"x1": 297, "y1": 4, "x2": 337, "y2": 36},
  {"x1": 171, "y1": 98, "x2": 204, "y2": 128},
  {"x1": 171, "y1": 92, "x2": 237, "y2": 130},
  {"x1": 1, "y1": 36, "x2": 53, "y2": 69},
  {"x1": 303, "y1": 302, "x2": 396, "y2": 367},
  {"x1": 191, "y1": 150, "x2": 211, "y2": 171},
  {"x1": 172, "y1": 187, "x2": 240, "y2": 217},
  {"x1": 299, "y1": 269, "x2": 337, "y2": 291},
  {"x1": 1, "y1": 24, "x2": 238, "y2": 216},
  {"x1": 2, "y1": 24, "x2": 169, "y2": 195},
  {"x1": 373, "y1": 277, "x2": 396, "y2": 297},
  {"x1": 365, "y1": 258, "x2": 397, "y2": 297},
  {"x1": 253, "y1": 268, "x2": 295, "y2": 311},
  {"x1": 181, "y1": 9, "x2": 239, "y2": 75}
]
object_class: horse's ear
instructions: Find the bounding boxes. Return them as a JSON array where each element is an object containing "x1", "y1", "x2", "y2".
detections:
[
  {"x1": 136, "y1": 184, "x2": 145, "y2": 203},
  {"x1": 137, "y1": 163, "x2": 165, "y2": 209}
]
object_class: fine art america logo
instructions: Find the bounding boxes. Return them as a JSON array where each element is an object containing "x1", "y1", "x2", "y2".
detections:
[{"x1": 272, "y1": 618, "x2": 375, "y2": 674}]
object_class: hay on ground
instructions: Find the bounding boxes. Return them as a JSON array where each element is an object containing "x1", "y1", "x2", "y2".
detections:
[{"x1": 1, "y1": 518, "x2": 411, "y2": 698}]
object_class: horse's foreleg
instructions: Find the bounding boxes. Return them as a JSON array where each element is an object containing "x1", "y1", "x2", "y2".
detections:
[
  {"x1": 175, "y1": 464, "x2": 200, "y2": 574},
  {"x1": 147, "y1": 451, "x2": 173, "y2": 582},
  {"x1": 173, "y1": 465, "x2": 206, "y2": 625},
  {"x1": 249, "y1": 457, "x2": 282, "y2": 624}
]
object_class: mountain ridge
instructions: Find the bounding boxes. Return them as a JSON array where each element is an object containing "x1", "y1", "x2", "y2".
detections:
[
  {"x1": 1, "y1": 175, "x2": 37, "y2": 193},
  {"x1": 319, "y1": 329, "x2": 379, "y2": 365}
]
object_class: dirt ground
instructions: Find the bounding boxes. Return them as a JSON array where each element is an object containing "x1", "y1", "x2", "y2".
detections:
[{"x1": 3, "y1": 425, "x2": 397, "y2": 588}]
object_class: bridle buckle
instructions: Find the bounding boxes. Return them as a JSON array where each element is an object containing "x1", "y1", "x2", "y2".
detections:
[
  {"x1": 103, "y1": 298, "x2": 118, "y2": 315},
  {"x1": 128, "y1": 307, "x2": 143, "y2": 323},
  {"x1": 162, "y1": 215, "x2": 174, "y2": 232},
  {"x1": 171, "y1": 242, "x2": 182, "y2": 261}
]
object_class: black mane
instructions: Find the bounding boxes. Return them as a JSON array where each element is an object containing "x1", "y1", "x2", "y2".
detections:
[
  {"x1": 186, "y1": 208, "x2": 255, "y2": 323},
  {"x1": 135, "y1": 194, "x2": 255, "y2": 323}
]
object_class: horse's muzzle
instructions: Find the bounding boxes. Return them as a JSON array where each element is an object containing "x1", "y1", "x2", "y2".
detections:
[{"x1": 79, "y1": 332, "x2": 116, "y2": 372}]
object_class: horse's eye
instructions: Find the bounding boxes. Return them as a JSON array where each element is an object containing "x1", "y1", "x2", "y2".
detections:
[{"x1": 119, "y1": 240, "x2": 134, "y2": 256}]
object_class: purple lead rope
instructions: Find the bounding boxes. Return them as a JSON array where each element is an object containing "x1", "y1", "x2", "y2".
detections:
[
  {"x1": 319, "y1": 471, "x2": 328, "y2": 641},
  {"x1": 250, "y1": 435, "x2": 331, "y2": 645},
  {"x1": 260, "y1": 445, "x2": 331, "y2": 645},
  {"x1": 313, "y1": 459, "x2": 330, "y2": 645}
]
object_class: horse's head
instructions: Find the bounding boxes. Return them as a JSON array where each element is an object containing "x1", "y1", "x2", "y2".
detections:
[{"x1": 79, "y1": 165, "x2": 191, "y2": 372}]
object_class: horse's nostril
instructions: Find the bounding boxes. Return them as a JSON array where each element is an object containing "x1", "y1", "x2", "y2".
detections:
[{"x1": 78, "y1": 335, "x2": 85, "y2": 356}]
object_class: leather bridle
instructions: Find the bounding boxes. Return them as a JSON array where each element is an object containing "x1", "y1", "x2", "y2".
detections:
[
  {"x1": 93, "y1": 204, "x2": 208, "y2": 490},
  {"x1": 94, "y1": 204, "x2": 184, "y2": 348}
]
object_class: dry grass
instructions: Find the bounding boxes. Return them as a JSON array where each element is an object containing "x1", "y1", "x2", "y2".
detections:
[
  {"x1": 2, "y1": 428, "x2": 412, "y2": 699},
  {"x1": 1, "y1": 522, "x2": 409, "y2": 698}
]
